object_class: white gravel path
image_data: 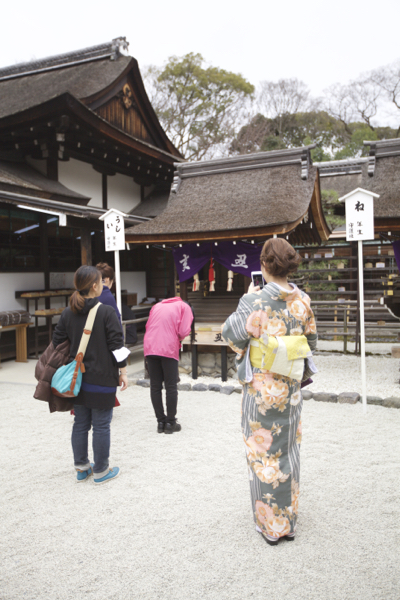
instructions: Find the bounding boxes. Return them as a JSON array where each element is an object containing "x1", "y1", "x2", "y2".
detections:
[
  {"x1": 1, "y1": 381, "x2": 400, "y2": 600},
  {"x1": 177, "y1": 340, "x2": 400, "y2": 399}
]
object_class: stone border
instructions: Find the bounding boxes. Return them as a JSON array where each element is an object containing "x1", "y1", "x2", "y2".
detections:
[{"x1": 128, "y1": 378, "x2": 400, "y2": 408}]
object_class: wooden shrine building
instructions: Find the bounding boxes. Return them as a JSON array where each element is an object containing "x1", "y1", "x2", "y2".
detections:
[
  {"x1": 0, "y1": 37, "x2": 181, "y2": 358},
  {"x1": 125, "y1": 146, "x2": 330, "y2": 314}
]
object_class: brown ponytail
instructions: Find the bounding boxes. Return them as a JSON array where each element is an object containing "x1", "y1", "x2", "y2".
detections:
[{"x1": 69, "y1": 266, "x2": 101, "y2": 314}]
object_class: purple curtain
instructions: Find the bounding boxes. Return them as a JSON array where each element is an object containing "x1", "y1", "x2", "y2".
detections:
[
  {"x1": 213, "y1": 241, "x2": 261, "y2": 276},
  {"x1": 173, "y1": 241, "x2": 262, "y2": 282},
  {"x1": 173, "y1": 243, "x2": 211, "y2": 282}
]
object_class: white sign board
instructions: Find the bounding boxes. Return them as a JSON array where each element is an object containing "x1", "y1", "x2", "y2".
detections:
[
  {"x1": 98, "y1": 209, "x2": 128, "y2": 316},
  {"x1": 338, "y1": 188, "x2": 380, "y2": 415},
  {"x1": 103, "y1": 211, "x2": 125, "y2": 252},
  {"x1": 339, "y1": 188, "x2": 378, "y2": 242}
]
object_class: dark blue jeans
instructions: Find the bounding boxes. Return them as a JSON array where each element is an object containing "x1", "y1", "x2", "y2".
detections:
[{"x1": 71, "y1": 405, "x2": 113, "y2": 478}]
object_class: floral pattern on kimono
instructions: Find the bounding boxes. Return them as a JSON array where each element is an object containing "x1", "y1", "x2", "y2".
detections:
[{"x1": 222, "y1": 282, "x2": 317, "y2": 542}]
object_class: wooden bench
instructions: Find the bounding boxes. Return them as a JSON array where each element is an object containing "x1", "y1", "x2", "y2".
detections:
[
  {"x1": 0, "y1": 323, "x2": 32, "y2": 363},
  {"x1": 34, "y1": 308, "x2": 65, "y2": 358}
]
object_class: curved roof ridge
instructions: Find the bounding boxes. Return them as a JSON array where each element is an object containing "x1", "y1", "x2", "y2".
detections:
[{"x1": 0, "y1": 37, "x2": 128, "y2": 81}]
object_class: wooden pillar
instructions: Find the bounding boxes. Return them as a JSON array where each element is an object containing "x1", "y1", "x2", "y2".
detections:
[
  {"x1": 169, "y1": 252, "x2": 175, "y2": 298},
  {"x1": 244, "y1": 276, "x2": 251, "y2": 293},
  {"x1": 40, "y1": 214, "x2": 50, "y2": 304},
  {"x1": 102, "y1": 174, "x2": 107, "y2": 210},
  {"x1": 15, "y1": 324, "x2": 29, "y2": 363},
  {"x1": 93, "y1": 229, "x2": 103, "y2": 265},
  {"x1": 46, "y1": 155, "x2": 58, "y2": 181},
  {"x1": 80, "y1": 227, "x2": 92, "y2": 266},
  {"x1": 145, "y1": 245, "x2": 151, "y2": 299},
  {"x1": 221, "y1": 346, "x2": 228, "y2": 382},
  {"x1": 180, "y1": 280, "x2": 188, "y2": 301},
  {"x1": 191, "y1": 344, "x2": 198, "y2": 379}
]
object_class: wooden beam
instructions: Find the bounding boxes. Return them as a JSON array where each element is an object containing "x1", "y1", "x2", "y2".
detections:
[
  {"x1": 102, "y1": 173, "x2": 107, "y2": 210},
  {"x1": 67, "y1": 148, "x2": 170, "y2": 185},
  {"x1": 310, "y1": 173, "x2": 330, "y2": 242},
  {"x1": 80, "y1": 227, "x2": 92, "y2": 266},
  {"x1": 40, "y1": 214, "x2": 50, "y2": 307},
  {"x1": 46, "y1": 153, "x2": 58, "y2": 181},
  {"x1": 125, "y1": 216, "x2": 305, "y2": 245}
]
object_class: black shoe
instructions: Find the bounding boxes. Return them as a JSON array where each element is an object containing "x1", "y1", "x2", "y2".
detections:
[
  {"x1": 164, "y1": 421, "x2": 181, "y2": 434},
  {"x1": 259, "y1": 532, "x2": 279, "y2": 546},
  {"x1": 284, "y1": 535, "x2": 295, "y2": 541},
  {"x1": 264, "y1": 537, "x2": 279, "y2": 546},
  {"x1": 157, "y1": 422, "x2": 165, "y2": 433}
]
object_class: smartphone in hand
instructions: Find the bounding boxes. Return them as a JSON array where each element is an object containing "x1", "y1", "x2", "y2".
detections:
[{"x1": 251, "y1": 271, "x2": 265, "y2": 288}]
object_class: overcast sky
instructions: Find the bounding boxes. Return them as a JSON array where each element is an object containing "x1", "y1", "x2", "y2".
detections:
[{"x1": 1, "y1": 0, "x2": 399, "y2": 125}]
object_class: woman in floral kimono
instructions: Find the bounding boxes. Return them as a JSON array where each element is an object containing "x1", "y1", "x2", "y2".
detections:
[{"x1": 222, "y1": 238, "x2": 317, "y2": 546}]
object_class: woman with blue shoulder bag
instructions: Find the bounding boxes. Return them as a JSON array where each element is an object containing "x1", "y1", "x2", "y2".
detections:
[{"x1": 52, "y1": 265, "x2": 129, "y2": 484}]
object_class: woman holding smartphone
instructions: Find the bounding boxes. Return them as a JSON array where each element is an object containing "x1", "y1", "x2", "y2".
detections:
[{"x1": 222, "y1": 238, "x2": 317, "y2": 545}]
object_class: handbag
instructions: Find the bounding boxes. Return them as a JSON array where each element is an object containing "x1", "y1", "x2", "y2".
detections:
[{"x1": 51, "y1": 303, "x2": 100, "y2": 398}]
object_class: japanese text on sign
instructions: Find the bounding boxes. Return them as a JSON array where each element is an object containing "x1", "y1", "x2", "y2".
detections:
[
  {"x1": 344, "y1": 195, "x2": 374, "y2": 241},
  {"x1": 103, "y1": 212, "x2": 125, "y2": 252}
]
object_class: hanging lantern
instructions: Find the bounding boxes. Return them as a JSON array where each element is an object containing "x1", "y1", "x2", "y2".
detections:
[{"x1": 227, "y1": 270, "x2": 234, "y2": 292}]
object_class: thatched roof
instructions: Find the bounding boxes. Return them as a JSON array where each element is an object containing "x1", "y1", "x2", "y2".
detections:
[
  {"x1": 126, "y1": 146, "x2": 330, "y2": 244},
  {"x1": 130, "y1": 189, "x2": 170, "y2": 218},
  {"x1": 363, "y1": 140, "x2": 400, "y2": 218},
  {"x1": 0, "y1": 38, "x2": 181, "y2": 166},
  {"x1": 317, "y1": 140, "x2": 400, "y2": 220},
  {"x1": 0, "y1": 39, "x2": 131, "y2": 119},
  {"x1": 0, "y1": 160, "x2": 90, "y2": 204}
]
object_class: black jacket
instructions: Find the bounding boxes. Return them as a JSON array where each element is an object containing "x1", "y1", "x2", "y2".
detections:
[{"x1": 53, "y1": 298, "x2": 126, "y2": 388}]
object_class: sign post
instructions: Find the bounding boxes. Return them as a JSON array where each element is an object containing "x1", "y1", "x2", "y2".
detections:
[
  {"x1": 339, "y1": 188, "x2": 380, "y2": 414},
  {"x1": 98, "y1": 209, "x2": 126, "y2": 315}
]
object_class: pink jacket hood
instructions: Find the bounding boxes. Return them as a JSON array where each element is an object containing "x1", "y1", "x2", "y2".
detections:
[{"x1": 144, "y1": 297, "x2": 193, "y2": 361}]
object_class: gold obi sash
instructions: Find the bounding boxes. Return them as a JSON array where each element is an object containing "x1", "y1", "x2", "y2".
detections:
[{"x1": 249, "y1": 335, "x2": 311, "y2": 382}]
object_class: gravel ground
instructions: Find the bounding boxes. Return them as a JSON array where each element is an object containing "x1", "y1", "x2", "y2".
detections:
[
  {"x1": 1, "y1": 381, "x2": 400, "y2": 600},
  {"x1": 176, "y1": 340, "x2": 400, "y2": 398}
]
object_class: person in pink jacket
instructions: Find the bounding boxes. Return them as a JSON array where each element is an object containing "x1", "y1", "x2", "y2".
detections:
[{"x1": 144, "y1": 297, "x2": 193, "y2": 434}]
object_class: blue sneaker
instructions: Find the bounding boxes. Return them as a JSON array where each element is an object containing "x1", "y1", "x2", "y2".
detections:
[
  {"x1": 93, "y1": 467, "x2": 120, "y2": 485},
  {"x1": 76, "y1": 463, "x2": 94, "y2": 483}
]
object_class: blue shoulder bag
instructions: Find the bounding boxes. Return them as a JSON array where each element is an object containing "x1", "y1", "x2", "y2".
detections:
[{"x1": 51, "y1": 304, "x2": 100, "y2": 398}]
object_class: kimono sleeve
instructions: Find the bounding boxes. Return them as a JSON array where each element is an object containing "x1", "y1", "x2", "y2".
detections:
[
  {"x1": 304, "y1": 305, "x2": 318, "y2": 352},
  {"x1": 221, "y1": 295, "x2": 254, "y2": 359}
]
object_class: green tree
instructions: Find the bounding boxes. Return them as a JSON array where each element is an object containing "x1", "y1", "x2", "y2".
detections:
[
  {"x1": 144, "y1": 53, "x2": 254, "y2": 160},
  {"x1": 230, "y1": 110, "x2": 348, "y2": 158},
  {"x1": 333, "y1": 123, "x2": 378, "y2": 160},
  {"x1": 321, "y1": 189, "x2": 345, "y2": 230}
]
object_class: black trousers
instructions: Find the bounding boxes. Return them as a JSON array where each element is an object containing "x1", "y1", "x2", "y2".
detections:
[{"x1": 146, "y1": 355, "x2": 179, "y2": 424}]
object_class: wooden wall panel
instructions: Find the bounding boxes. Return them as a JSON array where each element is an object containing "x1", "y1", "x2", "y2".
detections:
[{"x1": 96, "y1": 98, "x2": 154, "y2": 145}]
